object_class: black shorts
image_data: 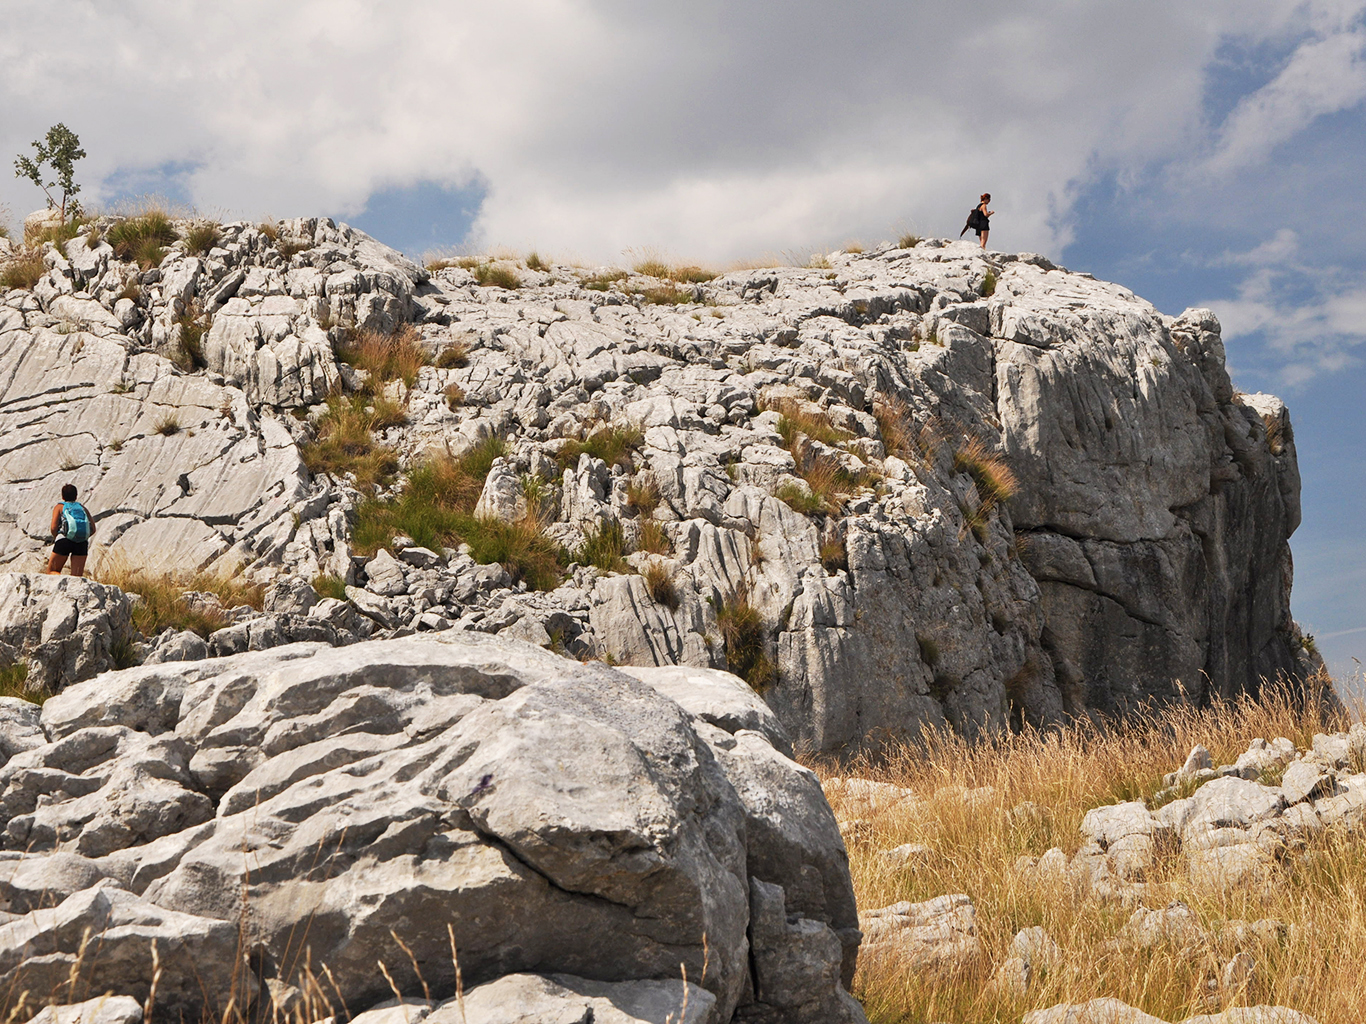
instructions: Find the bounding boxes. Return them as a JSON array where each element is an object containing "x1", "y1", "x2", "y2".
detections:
[{"x1": 53, "y1": 537, "x2": 89, "y2": 557}]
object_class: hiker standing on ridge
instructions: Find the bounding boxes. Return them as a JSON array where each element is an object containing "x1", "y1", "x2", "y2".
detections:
[
  {"x1": 960, "y1": 193, "x2": 993, "y2": 249},
  {"x1": 47, "y1": 483, "x2": 95, "y2": 577}
]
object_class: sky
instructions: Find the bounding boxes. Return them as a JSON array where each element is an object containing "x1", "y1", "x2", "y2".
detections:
[{"x1": 3, "y1": 1, "x2": 1365, "y2": 682}]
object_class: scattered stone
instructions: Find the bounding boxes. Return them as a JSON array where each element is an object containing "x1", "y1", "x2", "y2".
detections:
[
  {"x1": 858, "y1": 894, "x2": 983, "y2": 973},
  {"x1": 1279, "y1": 760, "x2": 1330, "y2": 805},
  {"x1": 1023, "y1": 997, "x2": 1167, "y2": 1024},
  {"x1": 23, "y1": 996, "x2": 143, "y2": 1024}
]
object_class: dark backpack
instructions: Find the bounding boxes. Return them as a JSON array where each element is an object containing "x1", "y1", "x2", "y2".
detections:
[
  {"x1": 960, "y1": 208, "x2": 987, "y2": 236},
  {"x1": 60, "y1": 502, "x2": 91, "y2": 541}
]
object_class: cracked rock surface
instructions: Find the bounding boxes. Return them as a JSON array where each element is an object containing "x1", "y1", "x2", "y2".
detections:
[{"x1": 0, "y1": 630, "x2": 863, "y2": 1024}]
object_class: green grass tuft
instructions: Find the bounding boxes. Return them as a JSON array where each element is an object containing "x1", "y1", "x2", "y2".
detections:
[{"x1": 557, "y1": 423, "x2": 645, "y2": 471}]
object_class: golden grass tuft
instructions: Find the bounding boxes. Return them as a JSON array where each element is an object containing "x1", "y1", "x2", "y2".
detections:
[
  {"x1": 639, "y1": 519, "x2": 672, "y2": 556},
  {"x1": 641, "y1": 559, "x2": 679, "y2": 609},
  {"x1": 873, "y1": 396, "x2": 915, "y2": 459},
  {"x1": 0, "y1": 249, "x2": 46, "y2": 291},
  {"x1": 338, "y1": 325, "x2": 429, "y2": 388},
  {"x1": 96, "y1": 559, "x2": 264, "y2": 638},
  {"x1": 715, "y1": 583, "x2": 774, "y2": 691},
  {"x1": 817, "y1": 679, "x2": 1360, "y2": 1024}
]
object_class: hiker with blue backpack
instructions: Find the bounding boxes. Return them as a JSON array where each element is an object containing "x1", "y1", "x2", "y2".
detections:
[{"x1": 47, "y1": 484, "x2": 95, "y2": 576}]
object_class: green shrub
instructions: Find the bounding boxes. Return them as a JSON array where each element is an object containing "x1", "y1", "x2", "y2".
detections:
[
  {"x1": 0, "y1": 250, "x2": 45, "y2": 290},
  {"x1": 473, "y1": 263, "x2": 521, "y2": 290},
  {"x1": 313, "y1": 574, "x2": 348, "y2": 601},
  {"x1": 981, "y1": 269, "x2": 997, "y2": 297},
  {"x1": 715, "y1": 585, "x2": 774, "y2": 691},
  {"x1": 578, "y1": 520, "x2": 626, "y2": 573},
  {"x1": 557, "y1": 423, "x2": 645, "y2": 471},
  {"x1": 106, "y1": 211, "x2": 177, "y2": 268},
  {"x1": 299, "y1": 393, "x2": 403, "y2": 493},
  {"x1": 582, "y1": 269, "x2": 628, "y2": 291},
  {"x1": 185, "y1": 221, "x2": 221, "y2": 255}
]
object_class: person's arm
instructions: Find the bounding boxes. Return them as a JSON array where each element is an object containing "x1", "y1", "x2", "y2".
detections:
[{"x1": 50, "y1": 504, "x2": 62, "y2": 536}]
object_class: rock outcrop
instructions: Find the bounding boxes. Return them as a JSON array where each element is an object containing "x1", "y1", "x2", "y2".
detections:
[
  {"x1": 0, "y1": 631, "x2": 863, "y2": 1024},
  {"x1": 0, "y1": 219, "x2": 1322, "y2": 750}
]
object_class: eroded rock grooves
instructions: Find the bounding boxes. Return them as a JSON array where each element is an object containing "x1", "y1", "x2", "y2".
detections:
[
  {"x1": 0, "y1": 220, "x2": 1318, "y2": 755},
  {"x1": 0, "y1": 634, "x2": 864, "y2": 1023}
]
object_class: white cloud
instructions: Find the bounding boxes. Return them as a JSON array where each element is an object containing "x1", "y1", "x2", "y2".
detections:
[{"x1": 0, "y1": 0, "x2": 1302, "y2": 261}]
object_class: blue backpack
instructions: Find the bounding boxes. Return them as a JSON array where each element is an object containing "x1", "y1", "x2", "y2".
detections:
[{"x1": 60, "y1": 502, "x2": 91, "y2": 541}]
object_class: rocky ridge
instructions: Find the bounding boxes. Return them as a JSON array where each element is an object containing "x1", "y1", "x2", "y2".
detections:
[{"x1": 0, "y1": 216, "x2": 1322, "y2": 752}]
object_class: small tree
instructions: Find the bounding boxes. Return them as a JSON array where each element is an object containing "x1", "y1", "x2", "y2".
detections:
[{"x1": 14, "y1": 123, "x2": 86, "y2": 221}]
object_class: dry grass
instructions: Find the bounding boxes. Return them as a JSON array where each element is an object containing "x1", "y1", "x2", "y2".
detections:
[
  {"x1": 577, "y1": 520, "x2": 627, "y2": 573},
  {"x1": 96, "y1": 560, "x2": 264, "y2": 638},
  {"x1": 472, "y1": 263, "x2": 522, "y2": 290},
  {"x1": 953, "y1": 436, "x2": 1018, "y2": 540},
  {"x1": 639, "y1": 519, "x2": 672, "y2": 556},
  {"x1": 338, "y1": 326, "x2": 429, "y2": 388},
  {"x1": 715, "y1": 583, "x2": 774, "y2": 691},
  {"x1": 174, "y1": 301, "x2": 211, "y2": 371},
  {"x1": 300, "y1": 393, "x2": 403, "y2": 493},
  {"x1": 0, "y1": 249, "x2": 45, "y2": 290},
  {"x1": 435, "y1": 340, "x2": 469, "y2": 369},
  {"x1": 185, "y1": 221, "x2": 221, "y2": 255},
  {"x1": 818, "y1": 680, "x2": 1362, "y2": 1024},
  {"x1": 641, "y1": 559, "x2": 679, "y2": 609},
  {"x1": 557, "y1": 423, "x2": 645, "y2": 471},
  {"x1": 873, "y1": 396, "x2": 916, "y2": 459},
  {"x1": 1263, "y1": 413, "x2": 1286, "y2": 456},
  {"x1": 0, "y1": 660, "x2": 44, "y2": 704},
  {"x1": 582, "y1": 268, "x2": 629, "y2": 291},
  {"x1": 106, "y1": 210, "x2": 177, "y2": 268},
  {"x1": 443, "y1": 383, "x2": 466, "y2": 410},
  {"x1": 626, "y1": 474, "x2": 661, "y2": 516}
]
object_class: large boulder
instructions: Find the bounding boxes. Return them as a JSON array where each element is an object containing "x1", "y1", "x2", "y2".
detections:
[
  {"x1": 0, "y1": 631, "x2": 864, "y2": 1024},
  {"x1": 0, "y1": 574, "x2": 136, "y2": 691}
]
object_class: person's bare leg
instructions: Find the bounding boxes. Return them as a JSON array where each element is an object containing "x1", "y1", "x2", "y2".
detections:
[
  {"x1": 47, "y1": 552, "x2": 67, "y2": 574},
  {"x1": 70, "y1": 555, "x2": 88, "y2": 577},
  {"x1": 980, "y1": 230, "x2": 989, "y2": 250}
]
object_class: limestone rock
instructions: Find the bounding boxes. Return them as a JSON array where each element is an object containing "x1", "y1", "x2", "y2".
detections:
[
  {"x1": 1024, "y1": 999, "x2": 1168, "y2": 1024},
  {"x1": 24, "y1": 996, "x2": 143, "y2": 1024},
  {"x1": 0, "y1": 575, "x2": 136, "y2": 691},
  {"x1": 449, "y1": 973, "x2": 714, "y2": 1024},
  {"x1": 858, "y1": 893, "x2": 983, "y2": 972},
  {"x1": 1, "y1": 631, "x2": 860, "y2": 1022}
]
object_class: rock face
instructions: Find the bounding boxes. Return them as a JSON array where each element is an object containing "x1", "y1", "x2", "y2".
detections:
[
  {"x1": 1, "y1": 220, "x2": 1322, "y2": 748},
  {"x1": 0, "y1": 631, "x2": 863, "y2": 1024},
  {"x1": 0, "y1": 574, "x2": 136, "y2": 690}
]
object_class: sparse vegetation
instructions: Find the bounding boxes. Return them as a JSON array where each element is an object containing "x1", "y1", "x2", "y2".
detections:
[
  {"x1": 185, "y1": 221, "x2": 221, "y2": 255},
  {"x1": 626, "y1": 474, "x2": 661, "y2": 515},
  {"x1": 899, "y1": 233, "x2": 922, "y2": 249},
  {"x1": 97, "y1": 561, "x2": 264, "y2": 638},
  {"x1": 312, "y1": 574, "x2": 348, "y2": 601},
  {"x1": 582, "y1": 269, "x2": 629, "y2": 291},
  {"x1": 443, "y1": 383, "x2": 466, "y2": 410},
  {"x1": 14, "y1": 122, "x2": 85, "y2": 220},
  {"x1": 823, "y1": 679, "x2": 1357, "y2": 1024},
  {"x1": 556, "y1": 422, "x2": 645, "y2": 471},
  {"x1": 525, "y1": 251, "x2": 548, "y2": 271},
  {"x1": 0, "y1": 660, "x2": 43, "y2": 703},
  {"x1": 0, "y1": 249, "x2": 45, "y2": 291},
  {"x1": 1264, "y1": 412, "x2": 1286, "y2": 456},
  {"x1": 257, "y1": 220, "x2": 279, "y2": 241},
  {"x1": 873, "y1": 396, "x2": 915, "y2": 458},
  {"x1": 953, "y1": 436, "x2": 1018, "y2": 521},
  {"x1": 154, "y1": 413, "x2": 181, "y2": 436},
  {"x1": 173, "y1": 302, "x2": 211, "y2": 371},
  {"x1": 639, "y1": 519, "x2": 671, "y2": 556},
  {"x1": 845, "y1": 242, "x2": 865, "y2": 254},
  {"x1": 299, "y1": 393, "x2": 403, "y2": 492},
  {"x1": 633, "y1": 257, "x2": 671, "y2": 278},
  {"x1": 577, "y1": 520, "x2": 627, "y2": 573},
  {"x1": 767, "y1": 396, "x2": 852, "y2": 450},
  {"x1": 671, "y1": 265, "x2": 716, "y2": 283},
  {"x1": 982, "y1": 268, "x2": 997, "y2": 297},
  {"x1": 776, "y1": 480, "x2": 830, "y2": 515},
  {"x1": 472, "y1": 263, "x2": 522, "y2": 290},
  {"x1": 820, "y1": 535, "x2": 848, "y2": 573},
  {"x1": 338, "y1": 325, "x2": 429, "y2": 388},
  {"x1": 641, "y1": 559, "x2": 679, "y2": 609},
  {"x1": 636, "y1": 283, "x2": 691, "y2": 305},
  {"x1": 435, "y1": 341, "x2": 469, "y2": 369},
  {"x1": 715, "y1": 583, "x2": 774, "y2": 691},
  {"x1": 106, "y1": 210, "x2": 177, "y2": 269}
]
